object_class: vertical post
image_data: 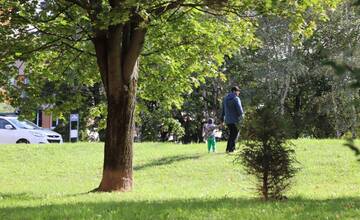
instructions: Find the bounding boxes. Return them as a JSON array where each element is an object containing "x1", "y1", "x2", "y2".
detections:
[
  {"x1": 36, "y1": 110, "x2": 39, "y2": 126},
  {"x1": 77, "y1": 114, "x2": 80, "y2": 142},
  {"x1": 69, "y1": 117, "x2": 71, "y2": 142},
  {"x1": 69, "y1": 113, "x2": 79, "y2": 142}
]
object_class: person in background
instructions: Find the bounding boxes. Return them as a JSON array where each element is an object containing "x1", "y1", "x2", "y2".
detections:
[
  {"x1": 203, "y1": 118, "x2": 217, "y2": 153},
  {"x1": 221, "y1": 86, "x2": 244, "y2": 153}
]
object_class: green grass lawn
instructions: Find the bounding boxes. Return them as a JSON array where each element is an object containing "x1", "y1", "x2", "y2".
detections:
[{"x1": 0, "y1": 139, "x2": 360, "y2": 219}]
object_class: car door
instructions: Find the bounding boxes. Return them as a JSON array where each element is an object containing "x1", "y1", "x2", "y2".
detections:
[{"x1": 0, "y1": 118, "x2": 18, "y2": 144}]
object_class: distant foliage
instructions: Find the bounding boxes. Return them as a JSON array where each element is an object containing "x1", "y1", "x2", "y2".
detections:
[
  {"x1": 235, "y1": 104, "x2": 299, "y2": 200},
  {"x1": 160, "y1": 118, "x2": 185, "y2": 141},
  {"x1": 137, "y1": 103, "x2": 185, "y2": 142}
]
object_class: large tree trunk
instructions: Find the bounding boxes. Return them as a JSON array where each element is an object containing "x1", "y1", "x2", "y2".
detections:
[
  {"x1": 98, "y1": 79, "x2": 137, "y2": 191},
  {"x1": 91, "y1": 14, "x2": 146, "y2": 191}
]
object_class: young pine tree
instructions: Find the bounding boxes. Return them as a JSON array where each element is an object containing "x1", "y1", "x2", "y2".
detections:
[{"x1": 235, "y1": 103, "x2": 299, "y2": 200}]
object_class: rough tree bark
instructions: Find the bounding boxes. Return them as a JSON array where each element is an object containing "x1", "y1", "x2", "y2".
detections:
[{"x1": 91, "y1": 15, "x2": 146, "y2": 191}]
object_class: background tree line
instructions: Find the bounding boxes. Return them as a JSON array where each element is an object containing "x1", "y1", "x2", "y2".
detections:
[{"x1": 137, "y1": 0, "x2": 360, "y2": 142}]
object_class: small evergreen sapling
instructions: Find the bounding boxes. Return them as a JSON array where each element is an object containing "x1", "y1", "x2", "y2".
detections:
[{"x1": 235, "y1": 104, "x2": 299, "y2": 200}]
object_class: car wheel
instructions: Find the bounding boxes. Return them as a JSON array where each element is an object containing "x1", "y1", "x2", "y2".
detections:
[{"x1": 16, "y1": 139, "x2": 30, "y2": 144}]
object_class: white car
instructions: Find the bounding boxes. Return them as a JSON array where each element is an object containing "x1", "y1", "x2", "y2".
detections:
[{"x1": 0, "y1": 115, "x2": 63, "y2": 144}]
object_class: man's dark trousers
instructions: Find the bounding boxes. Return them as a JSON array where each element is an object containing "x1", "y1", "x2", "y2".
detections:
[{"x1": 226, "y1": 123, "x2": 238, "y2": 152}]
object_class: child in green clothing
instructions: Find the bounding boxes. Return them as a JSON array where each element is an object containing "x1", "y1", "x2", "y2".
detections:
[{"x1": 203, "y1": 118, "x2": 217, "y2": 153}]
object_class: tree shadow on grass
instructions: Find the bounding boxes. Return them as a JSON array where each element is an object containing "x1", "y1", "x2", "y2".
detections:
[
  {"x1": 0, "y1": 193, "x2": 41, "y2": 201},
  {"x1": 134, "y1": 154, "x2": 202, "y2": 171},
  {"x1": 1, "y1": 196, "x2": 360, "y2": 220}
]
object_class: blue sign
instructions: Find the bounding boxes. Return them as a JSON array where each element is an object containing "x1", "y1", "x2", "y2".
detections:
[{"x1": 70, "y1": 114, "x2": 79, "y2": 122}]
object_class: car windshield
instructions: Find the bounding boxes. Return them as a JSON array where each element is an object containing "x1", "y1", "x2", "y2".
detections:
[{"x1": 8, "y1": 118, "x2": 41, "y2": 130}]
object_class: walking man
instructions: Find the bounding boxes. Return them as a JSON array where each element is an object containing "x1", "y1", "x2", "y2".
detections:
[{"x1": 221, "y1": 86, "x2": 244, "y2": 153}]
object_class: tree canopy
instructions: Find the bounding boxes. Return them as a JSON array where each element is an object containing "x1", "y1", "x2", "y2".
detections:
[{"x1": 0, "y1": 0, "x2": 341, "y2": 114}]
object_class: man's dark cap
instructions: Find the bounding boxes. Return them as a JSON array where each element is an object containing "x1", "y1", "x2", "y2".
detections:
[{"x1": 231, "y1": 86, "x2": 240, "y2": 92}]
